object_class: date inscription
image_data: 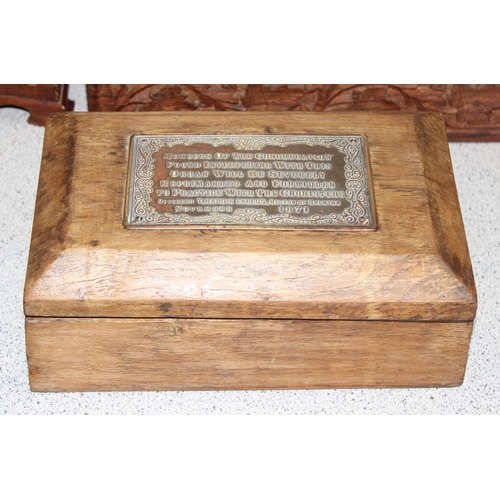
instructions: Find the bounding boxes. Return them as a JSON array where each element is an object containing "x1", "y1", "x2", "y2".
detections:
[{"x1": 125, "y1": 135, "x2": 376, "y2": 229}]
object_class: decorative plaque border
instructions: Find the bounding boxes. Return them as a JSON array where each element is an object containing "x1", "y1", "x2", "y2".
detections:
[{"x1": 125, "y1": 135, "x2": 376, "y2": 229}]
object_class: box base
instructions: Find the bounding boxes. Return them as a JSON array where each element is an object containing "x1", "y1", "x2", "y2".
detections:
[{"x1": 26, "y1": 318, "x2": 472, "y2": 391}]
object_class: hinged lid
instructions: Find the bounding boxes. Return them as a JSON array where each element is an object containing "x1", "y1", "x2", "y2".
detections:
[{"x1": 24, "y1": 112, "x2": 476, "y2": 321}]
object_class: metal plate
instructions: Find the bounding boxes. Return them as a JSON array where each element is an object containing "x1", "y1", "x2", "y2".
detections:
[{"x1": 125, "y1": 135, "x2": 376, "y2": 229}]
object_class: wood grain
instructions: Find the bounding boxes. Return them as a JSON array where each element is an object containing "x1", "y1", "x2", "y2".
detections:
[
  {"x1": 24, "y1": 111, "x2": 476, "y2": 391},
  {"x1": 26, "y1": 317, "x2": 473, "y2": 391},
  {"x1": 0, "y1": 84, "x2": 73, "y2": 125},
  {"x1": 24, "y1": 111, "x2": 476, "y2": 321},
  {"x1": 86, "y1": 84, "x2": 500, "y2": 141}
]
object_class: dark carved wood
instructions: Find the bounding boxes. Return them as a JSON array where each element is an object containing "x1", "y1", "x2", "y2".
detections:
[
  {"x1": 86, "y1": 84, "x2": 500, "y2": 141},
  {"x1": 0, "y1": 84, "x2": 73, "y2": 126}
]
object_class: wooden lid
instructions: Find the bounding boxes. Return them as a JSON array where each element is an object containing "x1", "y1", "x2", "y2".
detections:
[{"x1": 24, "y1": 112, "x2": 476, "y2": 321}]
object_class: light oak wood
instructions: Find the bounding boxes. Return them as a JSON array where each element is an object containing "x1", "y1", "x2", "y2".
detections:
[
  {"x1": 24, "y1": 111, "x2": 477, "y2": 390},
  {"x1": 25, "y1": 112, "x2": 476, "y2": 321},
  {"x1": 26, "y1": 318, "x2": 472, "y2": 391}
]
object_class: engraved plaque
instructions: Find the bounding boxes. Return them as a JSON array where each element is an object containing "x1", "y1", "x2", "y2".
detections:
[{"x1": 125, "y1": 135, "x2": 376, "y2": 229}]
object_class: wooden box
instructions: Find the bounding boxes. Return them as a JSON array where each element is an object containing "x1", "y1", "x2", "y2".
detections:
[
  {"x1": 24, "y1": 111, "x2": 477, "y2": 391},
  {"x1": 0, "y1": 84, "x2": 73, "y2": 125}
]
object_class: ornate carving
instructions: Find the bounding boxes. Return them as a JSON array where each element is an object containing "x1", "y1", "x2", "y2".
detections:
[{"x1": 87, "y1": 84, "x2": 500, "y2": 141}]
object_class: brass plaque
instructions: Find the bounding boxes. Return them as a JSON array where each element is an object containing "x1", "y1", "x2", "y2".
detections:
[{"x1": 125, "y1": 135, "x2": 376, "y2": 229}]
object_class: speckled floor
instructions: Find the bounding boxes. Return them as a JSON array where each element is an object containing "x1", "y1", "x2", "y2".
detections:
[{"x1": 1, "y1": 85, "x2": 498, "y2": 414}]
